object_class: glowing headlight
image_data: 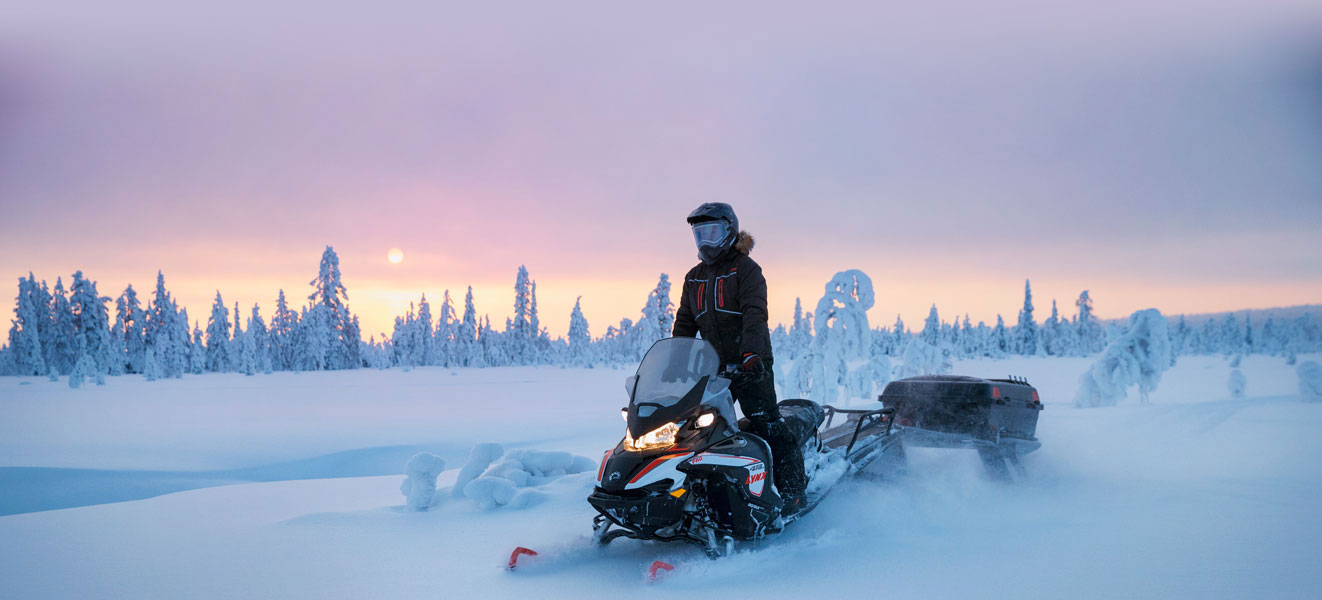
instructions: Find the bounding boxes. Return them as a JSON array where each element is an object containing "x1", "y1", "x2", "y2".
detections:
[
  {"x1": 624, "y1": 422, "x2": 680, "y2": 452},
  {"x1": 695, "y1": 413, "x2": 715, "y2": 428}
]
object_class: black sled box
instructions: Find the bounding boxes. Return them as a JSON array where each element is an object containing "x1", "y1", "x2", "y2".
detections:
[{"x1": 879, "y1": 375, "x2": 1043, "y2": 441}]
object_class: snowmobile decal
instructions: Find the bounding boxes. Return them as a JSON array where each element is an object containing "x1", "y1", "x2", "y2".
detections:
[
  {"x1": 625, "y1": 452, "x2": 693, "y2": 489},
  {"x1": 596, "y1": 450, "x2": 610, "y2": 484}
]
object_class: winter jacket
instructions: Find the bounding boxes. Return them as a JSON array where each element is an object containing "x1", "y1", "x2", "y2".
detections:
[{"x1": 672, "y1": 231, "x2": 773, "y2": 365}]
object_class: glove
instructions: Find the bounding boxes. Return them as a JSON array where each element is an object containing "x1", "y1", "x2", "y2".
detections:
[{"x1": 739, "y1": 353, "x2": 765, "y2": 379}]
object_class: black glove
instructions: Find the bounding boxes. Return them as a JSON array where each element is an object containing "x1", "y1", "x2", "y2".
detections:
[{"x1": 739, "y1": 353, "x2": 765, "y2": 380}]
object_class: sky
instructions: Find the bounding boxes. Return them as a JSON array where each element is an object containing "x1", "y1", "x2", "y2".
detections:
[{"x1": 2, "y1": 1, "x2": 1321, "y2": 339}]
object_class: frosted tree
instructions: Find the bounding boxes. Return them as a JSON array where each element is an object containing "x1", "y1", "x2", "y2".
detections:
[
  {"x1": 142, "y1": 346, "x2": 162, "y2": 381},
  {"x1": 787, "y1": 298, "x2": 813, "y2": 360},
  {"x1": 990, "y1": 315, "x2": 1010, "y2": 358},
  {"x1": 635, "y1": 273, "x2": 675, "y2": 357},
  {"x1": 8, "y1": 275, "x2": 48, "y2": 376},
  {"x1": 458, "y1": 287, "x2": 478, "y2": 367},
  {"x1": 205, "y1": 292, "x2": 231, "y2": 372},
  {"x1": 68, "y1": 271, "x2": 113, "y2": 384},
  {"x1": 568, "y1": 296, "x2": 591, "y2": 366},
  {"x1": 144, "y1": 272, "x2": 188, "y2": 378},
  {"x1": 269, "y1": 290, "x2": 298, "y2": 371},
  {"x1": 230, "y1": 301, "x2": 245, "y2": 373},
  {"x1": 508, "y1": 266, "x2": 534, "y2": 360},
  {"x1": 920, "y1": 305, "x2": 941, "y2": 346},
  {"x1": 188, "y1": 322, "x2": 206, "y2": 374},
  {"x1": 247, "y1": 304, "x2": 271, "y2": 374},
  {"x1": 1017, "y1": 279, "x2": 1039, "y2": 356},
  {"x1": 435, "y1": 290, "x2": 457, "y2": 367},
  {"x1": 112, "y1": 284, "x2": 147, "y2": 374},
  {"x1": 789, "y1": 270, "x2": 883, "y2": 404},
  {"x1": 895, "y1": 337, "x2": 953, "y2": 378},
  {"x1": 417, "y1": 294, "x2": 434, "y2": 366},
  {"x1": 307, "y1": 246, "x2": 359, "y2": 370},
  {"x1": 1075, "y1": 308, "x2": 1173, "y2": 407},
  {"x1": 1075, "y1": 290, "x2": 1103, "y2": 355},
  {"x1": 47, "y1": 277, "x2": 76, "y2": 375}
]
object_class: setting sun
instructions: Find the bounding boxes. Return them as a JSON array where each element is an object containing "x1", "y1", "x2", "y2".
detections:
[{"x1": 387, "y1": 248, "x2": 404, "y2": 264}]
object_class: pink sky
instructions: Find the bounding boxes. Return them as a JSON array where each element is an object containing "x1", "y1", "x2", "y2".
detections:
[{"x1": 2, "y1": 1, "x2": 1320, "y2": 338}]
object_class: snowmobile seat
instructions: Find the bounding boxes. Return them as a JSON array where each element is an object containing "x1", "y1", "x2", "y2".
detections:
[{"x1": 737, "y1": 399, "x2": 825, "y2": 447}]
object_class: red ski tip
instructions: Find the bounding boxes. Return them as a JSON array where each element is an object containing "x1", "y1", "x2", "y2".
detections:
[
  {"x1": 648, "y1": 561, "x2": 675, "y2": 582},
  {"x1": 507, "y1": 547, "x2": 538, "y2": 570}
]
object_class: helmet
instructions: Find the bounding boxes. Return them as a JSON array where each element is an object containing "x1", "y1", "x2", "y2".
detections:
[{"x1": 686, "y1": 203, "x2": 739, "y2": 264}]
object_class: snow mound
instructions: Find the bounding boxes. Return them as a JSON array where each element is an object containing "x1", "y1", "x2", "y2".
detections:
[
  {"x1": 1227, "y1": 370, "x2": 1246, "y2": 399},
  {"x1": 400, "y1": 452, "x2": 446, "y2": 511},
  {"x1": 451, "y1": 442, "x2": 504, "y2": 497},
  {"x1": 1298, "y1": 361, "x2": 1322, "y2": 403},
  {"x1": 457, "y1": 445, "x2": 594, "y2": 510}
]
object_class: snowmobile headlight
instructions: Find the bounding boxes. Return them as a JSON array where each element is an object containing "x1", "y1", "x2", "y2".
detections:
[
  {"x1": 624, "y1": 422, "x2": 680, "y2": 452},
  {"x1": 695, "y1": 413, "x2": 715, "y2": 428}
]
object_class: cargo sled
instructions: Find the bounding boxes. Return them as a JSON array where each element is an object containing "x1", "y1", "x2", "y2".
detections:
[{"x1": 881, "y1": 375, "x2": 1044, "y2": 479}]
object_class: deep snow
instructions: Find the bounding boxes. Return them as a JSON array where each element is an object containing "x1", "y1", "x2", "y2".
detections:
[{"x1": 2, "y1": 355, "x2": 1320, "y2": 599}]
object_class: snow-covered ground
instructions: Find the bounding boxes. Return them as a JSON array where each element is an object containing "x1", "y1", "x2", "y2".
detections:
[{"x1": 2, "y1": 355, "x2": 1320, "y2": 599}]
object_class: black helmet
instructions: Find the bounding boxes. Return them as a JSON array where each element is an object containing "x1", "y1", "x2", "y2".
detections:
[{"x1": 686, "y1": 203, "x2": 739, "y2": 264}]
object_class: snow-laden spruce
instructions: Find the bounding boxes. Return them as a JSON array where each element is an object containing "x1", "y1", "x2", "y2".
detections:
[
  {"x1": 1074, "y1": 308, "x2": 1173, "y2": 407},
  {"x1": 1299, "y1": 361, "x2": 1322, "y2": 403}
]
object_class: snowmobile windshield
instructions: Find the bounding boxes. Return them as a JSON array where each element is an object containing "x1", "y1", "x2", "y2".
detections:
[
  {"x1": 691, "y1": 221, "x2": 730, "y2": 248},
  {"x1": 628, "y1": 337, "x2": 719, "y2": 436}
]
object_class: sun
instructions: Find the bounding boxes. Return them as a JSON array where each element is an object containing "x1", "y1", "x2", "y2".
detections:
[{"x1": 387, "y1": 248, "x2": 404, "y2": 264}]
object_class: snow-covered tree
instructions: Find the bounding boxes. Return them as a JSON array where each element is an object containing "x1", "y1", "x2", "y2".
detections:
[
  {"x1": 1075, "y1": 308, "x2": 1173, "y2": 407},
  {"x1": 417, "y1": 294, "x2": 434, "y2": 366},
  {"x1": 269, "y1": 290, "x2": 298, "y2": 371},
  {"x1": 990, "y1": 315, "x2": 1010, "y2": 358},
  {"x1": 205, "y1": 292, "x2": 231, "y2": 372},
  {"x1": 1075, "y1": 290, "x2": 1103, "y2": 355},
  {"x1": 568, "y1": 296, "x2": 591, "y2": 366},
  {"x1": 458, "y1": 287, "x2": 478, "y2": 367},
  {"x1": 46, "y1": 277, "x2": 76, "y2": 375},
  {"x1": 112, "y1": 284, "x2": 147, "y2": 374},
  {"x1": 68, "y1": 271, "x2": 112, "y2": 384},
  {"x1": 635, "y1": 273, "x2": 675, "y2": 356},
  {"x1": 920, "y1": 305, "x2": 941, "y2": 346},
  {"x1": 307, "y1": 246, "x2": 359, "y2": 370},
  {"x1": 789, "y1": 270, "x2": 882, "y2": 404},
  {"x1": 435, "y1": 290, "x2": 457, "y2": 367},
  {"x1": 1017, "y1": 279, "x2": 1039, "y2": 356},
  {"x1": 8, "y1": 275, "x2": 48, "y2": 376}
]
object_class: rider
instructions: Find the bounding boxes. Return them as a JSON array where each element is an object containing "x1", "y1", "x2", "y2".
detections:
[{"x1": 672, "y1": 203, "x2": 808, "y2": 514}]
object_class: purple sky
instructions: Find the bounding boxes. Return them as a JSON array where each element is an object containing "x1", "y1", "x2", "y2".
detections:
[{"x1": 2, "y1": 1, "x2": 1321, "y2": 338}]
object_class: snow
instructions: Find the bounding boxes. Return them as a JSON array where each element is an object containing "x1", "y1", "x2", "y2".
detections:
[
  {"x1": 1228, "y1": 369, "x2": 1247, "y2": 398},
  {"x1": 400, "y1": 452, "x2": 445, "y2": 511},
  {"x1": 2, "y1": 355, "x2": 1322, "y2": 599},
  {"x1": 1299, "y1": 361, "x2": 1322, "y2": 402}
]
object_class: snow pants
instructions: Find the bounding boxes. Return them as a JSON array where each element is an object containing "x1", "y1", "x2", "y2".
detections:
[{"x1": 731, "y1": 368, "x2": 807, "y2": 498}]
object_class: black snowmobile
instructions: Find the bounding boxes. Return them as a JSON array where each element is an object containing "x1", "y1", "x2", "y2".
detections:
[{"x1": 585, "y1": 337, "x2": 901, "y2": 558}]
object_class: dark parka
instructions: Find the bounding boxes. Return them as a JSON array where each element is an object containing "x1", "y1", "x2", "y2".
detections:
[{"x1": 672, "y1": 232, "x2": 772, "y2": 365}]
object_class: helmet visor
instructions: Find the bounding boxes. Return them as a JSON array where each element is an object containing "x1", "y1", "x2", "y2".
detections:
[{"x1": 691, "y1": 221, "x2": 730, "y2": 248}]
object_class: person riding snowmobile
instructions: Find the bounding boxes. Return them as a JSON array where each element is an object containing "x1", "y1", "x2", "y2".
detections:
[{"x1": 672, "y1": 202, "x2": 808, "y2": 513}]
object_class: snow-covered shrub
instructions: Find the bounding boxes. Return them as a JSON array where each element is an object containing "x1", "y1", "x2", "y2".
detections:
[
  {"x1": 1299, "y1": 361, "x2": 1322, "y2": 403},
  {"x1": 1227, "y1": 369, "x2": 1246, "y2": 399},
  {"x1": 894, "y1": 338, "x2": 952, "y2": 379},
  {"x1": 456, "y1": 444, "x2": 594, "y2": 510},
  {"x1": 400, "y1": 452, "x2": 446, "y2": 511},
  {"x1": 1074, "y1": 308, "x2": 1172, "y2": 407}
]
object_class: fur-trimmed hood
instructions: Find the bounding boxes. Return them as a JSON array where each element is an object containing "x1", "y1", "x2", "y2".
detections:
[{"x1": 734, "y1": 231, "x2": 755, "y2": 255}]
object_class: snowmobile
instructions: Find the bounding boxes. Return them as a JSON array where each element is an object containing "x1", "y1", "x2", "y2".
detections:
[{"x1": 583, "y1": 337, "x2": 901, "y2": 558}]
